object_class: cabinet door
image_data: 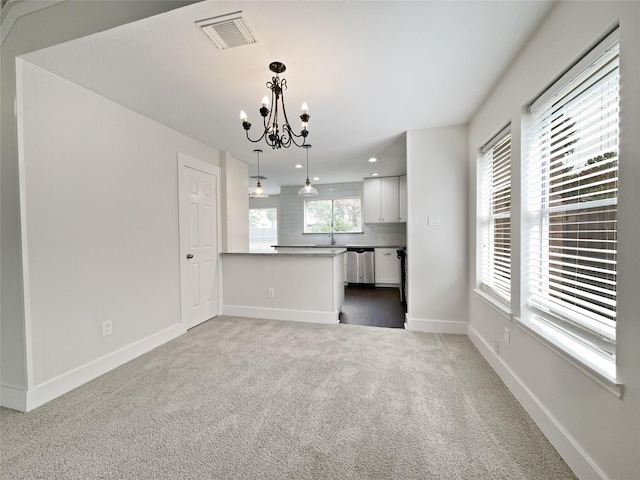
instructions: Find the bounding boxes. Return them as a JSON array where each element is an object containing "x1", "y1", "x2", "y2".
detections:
[
  {"x1": 398, "y1": 174, "x2": 407, "y2": 223},
  {"x1": 380, "y1": 176, "x2": 399, "y2": 223},
  {"x1": 375, "y1": 248, "x2": 400, "y2": 284},
  {"x1": 363, "y1": 177, "x2": 382, "y2": 223},
  {"x1": 344, "y1": 253, "x2": 348, "y2": 285}
]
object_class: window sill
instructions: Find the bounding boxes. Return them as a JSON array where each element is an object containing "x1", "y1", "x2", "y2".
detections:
[
  {"x1": 514, "y1": 315, "x2": 623, "y2": 398},
  {"x1": 473, "y1": 288, "x2": 512, "y2": 321},
  {"x1": 302, "y1": 232, "x2": 364, "y2": 235}
]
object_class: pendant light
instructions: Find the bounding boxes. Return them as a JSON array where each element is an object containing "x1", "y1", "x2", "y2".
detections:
[
  {"x1": 298, "y1": 145, "x2": 318, "y2": 196},
  {"x1": 250, "y1": 149, "x2": 268, "y2": 198}
]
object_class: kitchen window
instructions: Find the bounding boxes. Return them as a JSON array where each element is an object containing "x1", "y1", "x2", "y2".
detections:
[
  {"x1": 478, "y1": 127, "x2": 512, "y2": 305},
  {"x1": 249, "y1": 207, "x2": 278, "y2": 252},
  {"x1": 524, "y1": 28, "x2": 619, "y2": 371},
  {"x1": 303, "y1": 198, "x2": 362, "y2": 233}
]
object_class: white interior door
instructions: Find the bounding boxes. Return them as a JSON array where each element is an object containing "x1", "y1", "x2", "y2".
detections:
[{"x1": 178, "y1": 155, "x2": 220, "y2": 329}]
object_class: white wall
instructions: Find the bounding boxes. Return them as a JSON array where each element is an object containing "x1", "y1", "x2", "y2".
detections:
[
  {"x1": 11, "y1": 60, "x2": 219, "y2": 410},
  {"x1": 0, "y1": 0, "x2": 196, "y2": 405},
  {"x1": 249, "y1": 194, "x2": 280, "y2": 210},
  {"x1": 221, "y1": 252, "x2": 344, "y2": 324},
  {"x1": 220, "y1": 152, "x2": 249, "y2": 252},
  {"x1": 467, "y1": 2, "x2": 639, "y2": 479},
  {"x1": 406, "y1": 126, "x2": 468, "y2": 334}
]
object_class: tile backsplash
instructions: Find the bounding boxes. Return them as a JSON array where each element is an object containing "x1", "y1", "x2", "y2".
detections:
[{"x1": 278, "y1": 182, "x2": 406, "y2": 247}]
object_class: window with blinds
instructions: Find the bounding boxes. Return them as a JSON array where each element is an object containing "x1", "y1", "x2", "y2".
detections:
[
  {"x1": 479, "y1": 129, "x2": 512, "y2": 304},
  {"x1": 526, "y1": 29, "x2": 619, "y2": 357}
]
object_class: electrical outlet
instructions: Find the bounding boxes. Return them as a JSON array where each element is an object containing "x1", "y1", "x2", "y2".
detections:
[
  {"x1": 267, "y1": 288, "x2": 275, "y2": 298},
  {"x1": 494, "y1": 340, "x2": 499, "y2": 355},
  {"x1": 102, "y1": 320, "x2": 112, "y2": 337},
  {"x1": 504, "y1": 327, "x2": 511, "y2": 346}
]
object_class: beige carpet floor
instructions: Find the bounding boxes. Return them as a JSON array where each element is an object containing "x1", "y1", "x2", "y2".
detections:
[{"x1": 1, "y1": 316, "x2": 576, "y2": 479}]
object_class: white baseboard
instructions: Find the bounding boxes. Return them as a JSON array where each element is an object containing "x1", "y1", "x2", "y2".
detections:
[
  {"x1": 1, "y1": 384, "x2": 28, "y2": 411},
  {"x1": 222, "y1": 304, "x2": 339, "y2": 325},
  {"x1": 467, "y1": 324, "x2": 606, "y2": 480},
  {"x1": 406, "y1": 316, "x2": 467, "y2": 334},
  {"x1": 23, "y1": 323, "x2": 186, "y2": 412}
]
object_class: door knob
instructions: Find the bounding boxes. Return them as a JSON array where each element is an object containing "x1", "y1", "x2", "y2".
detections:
[{"x1": 186, "y1": 254, "x2": 193, "y2": 259}]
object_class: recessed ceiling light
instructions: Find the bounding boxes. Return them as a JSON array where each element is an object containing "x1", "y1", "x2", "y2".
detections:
[
  {"x1": 294, "y1": 164, "x2": 303, "y2": 169},
  {"x1": 313, "y1": 177, "x2": 320, "y2": 181},
  {"x1": 368, "y1": 157, "x2": 378, "y2": 163},
  {"x1": 371, "y1": 172, "x2": 379, "y2": 176}
]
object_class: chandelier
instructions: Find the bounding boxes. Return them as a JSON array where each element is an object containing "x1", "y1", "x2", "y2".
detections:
[{"x1": 240, "y1": 61, "x2": 310, "y2": 149}]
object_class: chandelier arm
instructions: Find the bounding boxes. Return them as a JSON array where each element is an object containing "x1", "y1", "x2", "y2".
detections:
[
  {"x1": 279, "y1": 91, "x2": 305, "y2": 143},
  {"x1": 272, "y1": 90, "x2": 280, "y2": 143},
  {"x1": 279, "y1": 80, "x2": 309, "y2": 142},
  {"x1": 291, "y1": 137, "x2": 307, "y2": 147},
  {"x1": 278, "y1": 85, "x2": 301, "y2": 148},
  {"x1": 282, "y1": 125, "x2": 307, "y2": 147},
  {"x1": 273, "y1": 75, "x2": 297, "y2": 148},
  {"x1": 281, "y1": 108, "x2": 306, "y2": 143},
  {"x1": 288, "y1": 129, "x2": 308, "y2": 147},
  {"x1": 262, "y1": 86, "x2": 275, "y2": 140},
  {"x1": 245, "y1": 129, "x2": 267, "y2": 144},
  {"x1": 280, "y1": 130, "x2": 292, "y2": 148}
]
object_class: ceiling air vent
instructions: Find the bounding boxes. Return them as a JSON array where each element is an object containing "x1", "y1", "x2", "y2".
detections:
[{"x1": 195, "y1": 11, "x2": 256, "y2": 50}]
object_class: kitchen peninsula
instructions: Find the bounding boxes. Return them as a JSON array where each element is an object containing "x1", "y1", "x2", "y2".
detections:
[{"x1": 220, "y1": 249, "x2": 345, "y2": 324}]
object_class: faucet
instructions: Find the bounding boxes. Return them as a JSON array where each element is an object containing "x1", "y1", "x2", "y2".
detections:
[{"x1": 329, "y1": 229, "x2": 336, "y2": 245}]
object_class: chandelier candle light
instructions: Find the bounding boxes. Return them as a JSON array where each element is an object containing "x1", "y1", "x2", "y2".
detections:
[
  {"x1": 240, "y1": 61, "x2": 310, "y2": 149},
  {"x1": 298, "y1": 144, "x2": 318, "y2": 197}
]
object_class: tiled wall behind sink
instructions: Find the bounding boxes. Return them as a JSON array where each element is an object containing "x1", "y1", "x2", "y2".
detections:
[{"x1": 279, "y1": 182, "x2": 407, "y2": 247}]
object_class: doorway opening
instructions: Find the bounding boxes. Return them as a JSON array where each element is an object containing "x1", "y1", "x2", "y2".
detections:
[{"x1": 339, "y1": 286, "x2": 405, "y2": 329}]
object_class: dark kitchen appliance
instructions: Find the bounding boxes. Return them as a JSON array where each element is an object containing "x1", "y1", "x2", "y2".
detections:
[{"x1": 397, "y1": 247, "x2": 407, "y2": 310}]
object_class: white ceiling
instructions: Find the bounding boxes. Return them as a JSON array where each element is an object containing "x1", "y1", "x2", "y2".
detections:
[{"x1": 22, "y1": 0, "x2": 555, "y2": 194}]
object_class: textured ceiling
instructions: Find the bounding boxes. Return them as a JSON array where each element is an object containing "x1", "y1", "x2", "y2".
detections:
[{"x1": 22, "y1": 0, "x2": 555, "y2": 194}]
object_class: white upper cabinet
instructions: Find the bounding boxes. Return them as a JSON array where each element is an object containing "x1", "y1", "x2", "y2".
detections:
[
  {"x1": 363, "y1": 177, "x2": 382, "y2": 223},
  {"x1": 398, "y1": 174, "x2": 407, "y2": 223},
  {"x1": 363, "y1": 176, "x2": 402, "y2": 223},
  {"x1": 380, "y1": 177, "x2": 399, "y2": 223}
]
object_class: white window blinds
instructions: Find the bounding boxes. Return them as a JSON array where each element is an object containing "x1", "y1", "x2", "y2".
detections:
[
  {"x1": 526, "y1": 30, "x2": 619, "y2": 353},
  {"x1": 479, "y1": 129, "x2": 512, "y2": 303}
]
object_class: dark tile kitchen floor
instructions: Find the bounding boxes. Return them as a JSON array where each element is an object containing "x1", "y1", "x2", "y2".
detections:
[{"x1": 339, "y1": 286, "x2": 406, "y2": 329}]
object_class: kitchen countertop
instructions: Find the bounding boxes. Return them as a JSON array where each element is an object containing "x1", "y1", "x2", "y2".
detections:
[
  {"x1": 272, "y1": 245, "x2": 404, "y2": 249},
  {"x1": 220, "y1": 249, "x2": 346, "y2": 257}
]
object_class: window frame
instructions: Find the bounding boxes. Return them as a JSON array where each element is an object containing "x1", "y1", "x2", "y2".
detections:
[
  {"x1": 303, "y1": 197, "x2": 363, "y2": 234},
  {"x1": 523, "y1": 28, "x2": 620, "y2": 371},
  {"x1": 478, "y1": 126, "x2": 512, "y2": 306}
]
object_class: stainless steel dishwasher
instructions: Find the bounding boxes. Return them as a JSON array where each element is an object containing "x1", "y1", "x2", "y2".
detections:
[{"x1": 346, "y1": 247, "x2": 375, "y2": 285}]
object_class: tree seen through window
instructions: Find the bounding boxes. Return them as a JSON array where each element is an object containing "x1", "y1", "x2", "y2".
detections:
[{"x1": 304, "y1": 198, "x2": 362, "y2": 233}]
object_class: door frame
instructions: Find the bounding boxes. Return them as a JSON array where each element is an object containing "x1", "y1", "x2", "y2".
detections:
[{"x1": 177, "y1": 152, "x2": 222, "y2": 327}]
